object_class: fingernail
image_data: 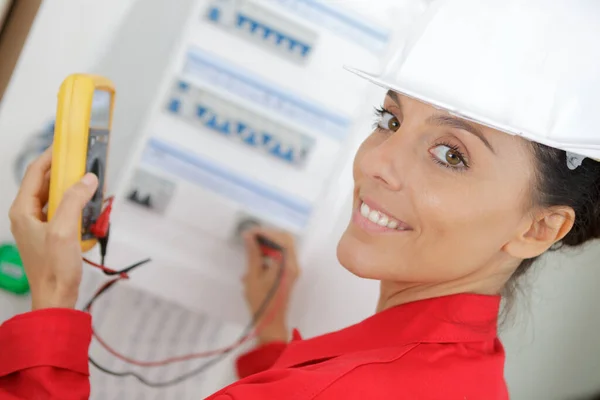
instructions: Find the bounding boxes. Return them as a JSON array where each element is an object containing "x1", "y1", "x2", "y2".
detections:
[{"x1": 81, "y1": 173, "x2": 97, "y2": 187}]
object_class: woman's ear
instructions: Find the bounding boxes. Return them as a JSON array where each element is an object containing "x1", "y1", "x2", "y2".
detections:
[{"x1": 503, "y1": 206, "x2": 575, "y2": 259}]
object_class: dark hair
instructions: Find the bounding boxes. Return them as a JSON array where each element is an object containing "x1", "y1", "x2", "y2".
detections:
[{"x1": 503, "y1": 142, "x2": 600, "y2": 304}]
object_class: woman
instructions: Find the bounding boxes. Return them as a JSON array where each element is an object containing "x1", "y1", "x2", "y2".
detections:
[{"x1": 2, "y1": 0, "x2": 600, "y2": 398}]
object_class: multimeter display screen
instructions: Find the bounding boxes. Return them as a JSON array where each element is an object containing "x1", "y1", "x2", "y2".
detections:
[{"x1": 90, "y1": 89, "x2": 111, "y2": 129}]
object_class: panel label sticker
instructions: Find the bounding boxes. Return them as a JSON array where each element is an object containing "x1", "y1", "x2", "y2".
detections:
[
  {"x1": 141, "y1": 138, "x2": 312, "y2": 230},
  {"x1": 204, "y1": 0, "x2": 318, "y2": 64},
  {"x1": 269, "y1": 0, "x2": 391, "y2": 53},
  {"x1": 183, "y1": 48, "x2": 350, "y2": 141},
  {"x1": 165, "y1": 78, "x2": 315, "y2": 168}
]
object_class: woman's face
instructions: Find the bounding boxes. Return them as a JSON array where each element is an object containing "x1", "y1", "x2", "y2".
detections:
[{"x1": 337, "y1": 91, "x2": 537, "y2": 284}]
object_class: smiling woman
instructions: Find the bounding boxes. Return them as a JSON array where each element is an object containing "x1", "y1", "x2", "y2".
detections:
[
  {"x1": 2, "y1": 0, "x2": 600, "y2": 399},
  {"x1": 337, "y1": 89, "x2": 597, "y2": 315}
]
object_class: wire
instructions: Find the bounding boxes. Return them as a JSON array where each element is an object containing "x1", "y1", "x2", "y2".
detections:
[
  {"x1": 83, "y1": 257, "x2": 150, "y2": 278},
  {"x1": 85, "y1": 251, "x2": 286, "y2": 387},
  {"x1": 83, "y1": 196, "x2": 287, "y2": 384},
  {"x1": 87, "y1": 254, "x2": 285, "y2": 386},
  {"x1": 90, "y1": 256, "x2": 286, "y2": 366}
]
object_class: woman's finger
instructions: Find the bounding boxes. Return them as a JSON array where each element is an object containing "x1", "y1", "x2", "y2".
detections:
[
  {"x1": 12, "y1": 148, "x2": 53, "y2": 216},
  {"x1": 33, "y1": 170, "x2": 52, "y2": 220},
  {"x1": 252, "y1": 228, "x2": 295, "y2": 250},
  {"x1": 51, "y1": 173, "x2": 98, "y2": 232},
  {"x1": 39, "y1": 169, "x2": 51, "y2": 206},
  {"x1": 244, "y1": 231, "x2": 264, "y2": 277},
  {"x1": 262, "y1": 257, "x2": 283, "y2": 271},
  {"x1": 257, "y1": 229, "x2": 297, "y2": 264}
]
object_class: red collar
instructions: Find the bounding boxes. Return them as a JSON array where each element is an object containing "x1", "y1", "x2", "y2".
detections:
[{"x1": 274, "y1": 294, "x2": 501, "y2": 368}]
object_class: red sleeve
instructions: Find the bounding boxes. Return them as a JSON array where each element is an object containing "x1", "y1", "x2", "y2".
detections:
[
  {"x1": 235, "y1": 341, "x2": 288, "y2": 378},
  {"x1": 0, "y1": 308, "x2": 92, "y2": 400}
]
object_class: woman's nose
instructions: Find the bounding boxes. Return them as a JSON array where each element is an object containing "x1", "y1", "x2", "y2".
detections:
[{"x1": 359, "y1": 134, "x2": 406, "y2": 191}]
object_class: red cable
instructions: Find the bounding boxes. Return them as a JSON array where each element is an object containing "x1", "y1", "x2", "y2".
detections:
[
  {"x1": 83, "y1": 257, "x2": 129, "y2": 278},
  {"x1": 88, "y1": 258, "x2": 287, "y2": 367}
]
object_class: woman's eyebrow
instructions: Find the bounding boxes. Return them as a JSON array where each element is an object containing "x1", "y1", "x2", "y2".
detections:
[
  {"x1": 386, "y1": 90, "x2": 401, "y2": 106},
  {"x1": 426, "y1": 114, "x2": 496, "y2": 154}
]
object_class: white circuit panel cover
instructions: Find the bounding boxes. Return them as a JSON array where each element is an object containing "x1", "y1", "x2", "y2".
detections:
[{"x1": 105, "y1": 0, "x2": 396, "y2": 316}]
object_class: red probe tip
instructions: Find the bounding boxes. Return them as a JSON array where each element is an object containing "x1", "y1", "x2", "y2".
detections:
[{"x1": 89, "y1": 198, "x2": 113, "y2": 239}]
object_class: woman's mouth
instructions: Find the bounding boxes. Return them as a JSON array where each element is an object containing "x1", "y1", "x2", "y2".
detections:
[{"x1": 353, "y1": 200, "x2": 412, "y2": 233}]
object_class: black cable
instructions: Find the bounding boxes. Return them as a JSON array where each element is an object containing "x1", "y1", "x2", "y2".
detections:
[
  {"x1": 82, "y1": 258, "x2": 151, "y2": 312},
  {"x1": 83, "y1": 257, "x2": 152, "y2": 279},
  {"x1": 98, "y1": 225, "x2": 109, "y2": 267},
  {"x1": 86, "y1": 250, "x2": 286, "y2": 388}
]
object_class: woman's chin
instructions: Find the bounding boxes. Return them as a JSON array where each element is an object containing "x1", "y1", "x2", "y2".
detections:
[{"x1": 336, "y1": 228, "x2": 380, "y2": 279}]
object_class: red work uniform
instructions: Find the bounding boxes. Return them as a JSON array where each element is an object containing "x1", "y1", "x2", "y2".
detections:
[{"x1": 0, "y1": 294, "x2": 509, "y2": 399}]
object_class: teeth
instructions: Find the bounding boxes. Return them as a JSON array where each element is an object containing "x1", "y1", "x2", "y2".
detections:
[
  {"x1": 368, "y1": 210, "x2": 380, "y2": 222},
  {"x1": 360, "y1": 202, "x2": 370, "y2": 218},
  {"x1": 359, "y1": 201, "x2": 405, "y2": 230},
  {"x1": 377, "y1": 214, "x2": 389, "y2": 227}
]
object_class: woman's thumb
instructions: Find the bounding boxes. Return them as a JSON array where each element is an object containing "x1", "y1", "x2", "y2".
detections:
[
  {"x1": 52, "y1": 173, "x2": 99, "y2": 224},
  {"x1": 243, "y1": 231, "x2": 264, "y2": 274}
]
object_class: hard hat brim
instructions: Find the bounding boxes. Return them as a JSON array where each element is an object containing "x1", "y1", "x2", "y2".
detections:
[{"x1": 344, "y1": 65, "x2": 600, "y2": 162}]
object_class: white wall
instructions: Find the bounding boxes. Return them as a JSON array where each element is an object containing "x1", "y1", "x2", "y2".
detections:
[
  {"x1": 2, "y1": 1, "x2": 600, "y2": 399},
  {"x1": 502, "y1": 245, "x2": 600, "y2": 400}
]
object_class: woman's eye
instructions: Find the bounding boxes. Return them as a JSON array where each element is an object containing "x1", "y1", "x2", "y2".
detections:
[
  {"x1": 430, "y1": 144, "x2": 467, "y2": 168},
  {"x1": 377, "y1": 111, "x2": 401, "y2": 132}
]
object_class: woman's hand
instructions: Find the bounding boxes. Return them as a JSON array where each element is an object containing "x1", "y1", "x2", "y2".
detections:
[
  {"x1": 242, "y1": 227, "x2": 300, "y2": 345},
  {"x1": 9, "y1": 148, "x2": 98, "y2": 310}
]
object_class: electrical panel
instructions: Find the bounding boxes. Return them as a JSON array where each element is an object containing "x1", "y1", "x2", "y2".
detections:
[{"x1": 109, "y1": 0, "x2": 397, "y2": 323}]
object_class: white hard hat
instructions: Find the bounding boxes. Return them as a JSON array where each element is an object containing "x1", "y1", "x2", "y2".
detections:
[{"x1": 347, "y1": 0, "x2": 600, "y2": 168}]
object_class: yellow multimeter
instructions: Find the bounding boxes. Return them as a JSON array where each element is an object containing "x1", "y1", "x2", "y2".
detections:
[{"x1": 47, "y1": 74, "x2": 115, "y2": 253}]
